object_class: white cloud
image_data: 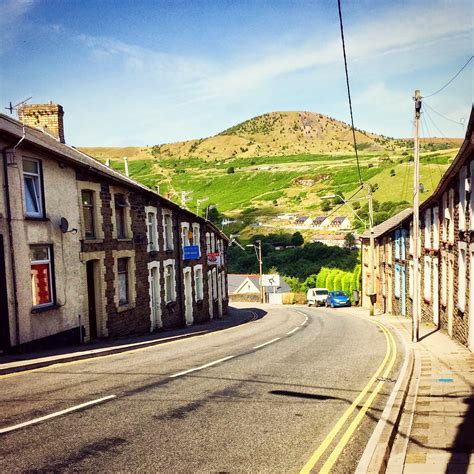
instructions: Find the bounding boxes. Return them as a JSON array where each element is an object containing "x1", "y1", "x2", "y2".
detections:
[{"x1": 0, "y1": 0, "x2": 36, "y2": 54}]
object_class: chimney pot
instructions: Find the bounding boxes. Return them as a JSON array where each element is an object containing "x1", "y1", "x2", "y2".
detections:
[{"x1": 18, "y1": 102, "x2": 65, "y2": 143}]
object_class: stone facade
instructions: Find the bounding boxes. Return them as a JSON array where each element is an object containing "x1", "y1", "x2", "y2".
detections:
[
  {"x1": 361, "y1": 107, "x2": 474, "y2": 351},
  {"x1": 0, "y1": 108, "x2": 228, "y2": 352}
]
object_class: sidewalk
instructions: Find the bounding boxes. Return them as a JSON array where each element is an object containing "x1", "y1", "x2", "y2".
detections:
[
  {"x1": 0, "y1": 306, "x2": 260, "y2": 375},
  {"x1": 381, "y1": 315, "x2": 474, "y2": 473}
]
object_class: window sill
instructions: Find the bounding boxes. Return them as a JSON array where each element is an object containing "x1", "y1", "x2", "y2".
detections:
[
  {"x1": 117, "y1": 238, "x2": 133, "y2": 242},
  {"x1": 148, "y1": 250, "x2": 159, "y2": 257},
  {"x1": 117, "y1": 302, "x2": 136, "y2": 313},
  {"x1": 83, "y1": 238, "x2": 104, "y2": 244},
  {"x1": 165, "y1": 249, "x2": 174, "y2": 254},
  {"x1": 25, "y1": 216, "x2": 49, "y2": 222},
  {"x1": 31, "y1": 304, "x2": 60, "y2": 314}
]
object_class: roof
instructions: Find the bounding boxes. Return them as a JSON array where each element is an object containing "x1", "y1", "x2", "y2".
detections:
[
  {"x1": 331, "y1": 216, "x2": 348, "y2": 224},
  {"x1": 295, "y1": 216, "x2": 309, "y2": 222},
  {"x1": 227, "y1": 273, "x2": 291, "y2": 293},
  {"x1": 313, "y1": 216, "x2": 326, "y2": 224},
  {"x1": 361, "y1": 207, "x2": 413, "y2": 239},
  {"x1": 0, "y1": 113, "x2": 228, "y2": 241}
]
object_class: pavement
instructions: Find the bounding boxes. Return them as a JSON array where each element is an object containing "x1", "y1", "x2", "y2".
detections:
[{"x1": 0, "y1": 307, "x2": 260, "y2": 375}]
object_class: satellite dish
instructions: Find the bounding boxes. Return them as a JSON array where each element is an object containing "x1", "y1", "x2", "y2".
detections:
[{"x1": 60, "y1": 217, "x2": 69, "y2": 233}]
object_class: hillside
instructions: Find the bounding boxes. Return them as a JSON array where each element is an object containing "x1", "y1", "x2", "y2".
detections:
[{"x1": 79, "y1": 111, "x2": 461, "y2": 236}]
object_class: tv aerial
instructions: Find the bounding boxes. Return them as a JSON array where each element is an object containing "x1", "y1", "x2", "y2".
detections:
[{"x1": 4, "y1": 97, "x2": 33, "y2": 114}]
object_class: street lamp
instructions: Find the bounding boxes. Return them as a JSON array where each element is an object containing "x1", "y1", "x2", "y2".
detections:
[
  {"x1": 321, "y1": 185, "x2": 376, "y2": 316},
  {"x1": 246, "y1": 240, "x2": 264, "y2": 304}
]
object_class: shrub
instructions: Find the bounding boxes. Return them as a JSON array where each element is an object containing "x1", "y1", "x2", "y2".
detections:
[
  {"x1": 316, "y1": 267, "x2": 330, "y2": 288},
  {"x1": 227, "y1": 166, "x2": 235, "y2": 174}
]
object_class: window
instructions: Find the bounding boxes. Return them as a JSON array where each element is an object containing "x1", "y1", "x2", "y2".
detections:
[
  {"x1": 212, "y1": 268, "x2": 218, "y2": 299},
  {"x1": 164, "y1": 213, "x2": 173, "y2": 250},
  {"x1": 433, "y1": 207, "x2": 439, "y2": 250},
  {"x1": 181, "y1": 223, "x2": 190, "y2": 249},
  {"x1": 192, "y1": 224, "x2": 200, "y2": 249},
  {"x1": 448, "y1": 189, "x2": 454, "y2": 244},
  {"x1": 23, "y1": 159, "x2": 44, "y2": 217},
  {"x1": 195, "y1": 267, "x2": 203, "y2": 300},
  {"x1": 394, "y1": 230, "x2": 400, "y2": 259},
  {"x1": 409, "y1": 261, "x2": 414, "y2": 298},
  {"x1": 82, "y1": 190, "x2": 96, "y2": 239},
  {"x1": 206, "y1": 233, "x2": 211, "y2": 254},
  {"x1": 424, "y1": 256, "x2": 431, "y2": 302},
  {"x1": 400, "y1": 230, "x2": 406, "y2": 260},
  {"x1": 30, "y1": 245, "x2": 54, "y2": 307},
  {"x1": 409, "y1": 222, "x2": 413, "y2": 255},
  {"x1": 115, "y1": 194, "x2": 128, "y2": 239},
  {"x1": 424, "y1": 210, "x2": 431, "y2": 250},
  {"x1": 458, "y1": 246, "x2": 466, "y2": 312},
  {"x1": 394, "y1": 264, "x2": 401, "y2": 298},
  {"x1": 459, "y1": 166, "x2": 467, "y2": 231},
  {"x1": 211, "y1": 233, "x2": 216, "y2": 252},
  {"x1": 146, "y1": 210, "x2": 158, "y2": 252},
  {"x1": 117, "y1": 258, "x2": 129, "y2": 305},
  {"x1": 441, "y1": 254, "x2": 447, "y2": 306},
  {"x1": 165, "y1": 264, "x2": 175, "y2": 302}
]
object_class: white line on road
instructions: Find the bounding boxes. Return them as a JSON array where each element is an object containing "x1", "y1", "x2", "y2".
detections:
[
  {"x1": 0, "y1": 395, "x2": 117, "y2": 434},
  {"x1": 169, "y1": 355, "x2": 235, "y2": 378},
  {"x1": 253, "y1": 338, "x2": 281, "y2": 349},
  {"x1": 286, "y1": 328, "x2": 300, "y2": 335}
]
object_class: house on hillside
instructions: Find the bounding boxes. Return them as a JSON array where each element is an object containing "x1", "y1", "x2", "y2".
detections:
[
  {"x1": 294, "y1": 216, "x2": 312, "y2": 227},
  {"x1": 312, "y1": 216, "x2": 329, "y2": 229},
  {"x1": 227, "y1": 274, "x2": 291, "y2": 303},
  {"x1": 0, "y1": 103, "x2": 228, "y2": 353},
  {"x1": 311, "y1": 234, "x2": 347, "y2": 248},
  {"x1": 329, "y1": 216, "x2": 351, "y2": 230},
  {"x1": 360, "y1": 105, "x2": 474, "y2": 351}
]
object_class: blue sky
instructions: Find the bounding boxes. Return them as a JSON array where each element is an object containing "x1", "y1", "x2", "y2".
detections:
[{"x1": 0, "y1": 0, "x2": 472, "y2": 146}]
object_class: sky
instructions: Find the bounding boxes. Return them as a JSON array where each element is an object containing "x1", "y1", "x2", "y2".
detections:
[{"x1": 0, "y1": 0, "x2": 472, "y2": 146}]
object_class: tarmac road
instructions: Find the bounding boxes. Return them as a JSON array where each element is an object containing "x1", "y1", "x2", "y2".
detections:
[{"x1": 0, "y1": 304, "x2": 402, "y2": 473}]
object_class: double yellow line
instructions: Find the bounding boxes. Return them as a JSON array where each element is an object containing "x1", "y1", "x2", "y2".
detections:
[{"x1": 300, "y1": 318, "x2": 397, "y2": 473}]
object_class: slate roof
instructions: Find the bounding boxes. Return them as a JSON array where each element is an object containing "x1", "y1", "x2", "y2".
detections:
[
  {"x1": 295, "y1": 216, "x2": 309, "y2": 223},
  {"x1": 313, "y1": 216, "x2": 326, "y2": 225},
  {"x1": 227, "y1": 274, "x2": 291, "y2": 294},
  {"x1": 360, "y1": 208, "x2": 413, "y2": 239},
  {"x1": 331, "y1": 216, "x2": 348, "y2": 224},
  {"x1": 0, "y1": 113, "x2": 227, "y2": 240}
]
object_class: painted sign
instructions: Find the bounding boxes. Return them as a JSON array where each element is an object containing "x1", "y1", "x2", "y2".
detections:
[
  {"x1": 207, "y1": 252, "x2": 221, "y2": 266},
  {"x1": 262, "y1": 274, "x2": 280, "y2": 287},
  {"x1": 183, "y1": 245, "x2": 200, "y2": 260}
]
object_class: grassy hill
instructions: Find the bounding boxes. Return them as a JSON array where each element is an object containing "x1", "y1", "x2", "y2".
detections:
[{"x1": 79, "y1": 111, "x2": 461, "y2": 236}]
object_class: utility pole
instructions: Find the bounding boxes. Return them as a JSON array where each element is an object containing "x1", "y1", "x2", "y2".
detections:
[
  {"x1": 412, "y1": 90, "x2": 422, "y2": 342},
  {"x1": 367, "y1": 184, "x2": 376, "y2": 316},
  {"x1": 257, "y1": 240, "x2": 264, "y2": 304},
  {"x1": 196, "y1": 198, "x2": 208, "y2": 217},
  {"x1": 180, "y1": 191, "x2": 192, "y2": 208}
]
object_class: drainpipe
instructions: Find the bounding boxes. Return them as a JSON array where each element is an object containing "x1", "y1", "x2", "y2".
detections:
[{"x1": 2, "y1": 146, "x2": 20, "y2": 347}]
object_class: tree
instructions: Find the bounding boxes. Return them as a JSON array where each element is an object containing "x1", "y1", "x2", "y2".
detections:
[
  {"x1": 291, "y1": 232, "x2": 304, "y2": 247},
  {"x1": 227, "y1": 166, "x2": 235, "y2": 174},
  {"x1": 316, "y1": 267, "x2": 330, "y2": 288},
  {"x1": 342, "y1": 273, "x2": 352, "y2": 294},
  {"x1": 303, "y1": 274, "x2": 318, "y2": 292},
  {"x1": 390, "y1": 169, "x2": 396, "y2": 177},
  {"x1": 344, "y1": 232, "x2": 356, "y2": 248},
  {"x1": 207, "y1": 205, "x2": 220, "y2": 224},
  {"x1": 321, "y1": 200, "x2": 332, "y2": 212},
  {"x1": 326, "y1": 268, "x2": 340, "y2": 290},
  {"x1": 333, "y1": 271, "x2": 343, "y2": 290}
]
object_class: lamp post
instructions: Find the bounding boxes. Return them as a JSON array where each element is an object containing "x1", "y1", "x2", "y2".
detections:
[
  {"x1": 247, "y1": 240, "x2": 264, "y2": 304},
  {"x1": 321, "y1": 185, "x2": 375, "y2": 315}
]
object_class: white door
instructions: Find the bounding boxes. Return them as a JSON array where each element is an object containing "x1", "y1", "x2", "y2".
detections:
[
  {"x1": 184, "y1": 269, "x2": 193, "y2": 326},
  {"x1": 433, "y1": 258, "x2": 439, "y2": 326},
  {"x1": 208, "y1": 271, "x2": 213, "y2": 320},
  {"x1": 469, "y1": 250, "x2": 474, "y2": 351},
  {"x1": 217, "y1": 272, "x2": 223, "y2": 318},
  {"x1": 448, "y1": 257, "x2": 454, "y2": 336},
  {"x1": 149, "y1": 266, "x2": 162, "y2": 331}
]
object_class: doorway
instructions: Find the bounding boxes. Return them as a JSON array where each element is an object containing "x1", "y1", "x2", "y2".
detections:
[
  {"x1": 447, "y1": 256, "x2": 454, "y2": 336},
  {"x1": 149, "y1": 266, "x2": 162, "y2": 331},
  {"x1": 401, "y1": 266, "x2": 406, "y2": 316},
  {"x1": 469, "y1": 250, "x2": 474, "y2": 351},
  {"x1": 0, "y1": 235, "x2": 10, "y2": 352},
  {"x1": 208, "y1": 271, "x2": 213, "y2": 320},
  {"x1": 184, "y1": 269, "x2": 193, "y2": 326},
  {"x1": 86, "y1": 260, "x2": 98, "y2": 340},
  {"x1": 433, "y1": 258, "x2": 439, "y2": 326}
]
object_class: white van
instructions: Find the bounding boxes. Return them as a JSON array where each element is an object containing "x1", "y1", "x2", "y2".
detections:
[{"x1": 306, "y1": 288, "x2": 329, "y2": 307}]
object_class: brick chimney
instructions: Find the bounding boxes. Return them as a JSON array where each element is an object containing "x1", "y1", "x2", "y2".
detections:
[{"x1": 18, "y1": 102, "x2": 65, "y2": 143}]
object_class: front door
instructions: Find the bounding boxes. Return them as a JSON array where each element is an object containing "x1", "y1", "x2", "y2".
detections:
[
  {"x1": 86, "y1": 260, "x2": 98, "y2": 340},
  {"x1": 401, "y1": 266, "x2": 406, "y2": 316},
  {"x1": 208, "y1": 271, "x2": 213, "y2": 320},
  {"x1": 150, "y1": 266, "x2": 162, "y2": 331},
  {"x1": 448, "y1": 257, "x2": 454, "y2": 336},
  {"x1": 433, "y1": 258, "x2": 439, "y2": 326},
  {"x1": 184, "y1": 269, "x2": 193, "y2": 326},
  {"x1": 469, "y1": 250, "x2": 474, "y2": 351},
  {"x1": 0, "y1": 235, "x2": 10, "y2": 352}
]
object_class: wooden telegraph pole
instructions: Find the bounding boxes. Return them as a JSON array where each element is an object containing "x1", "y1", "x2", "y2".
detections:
[
  {"x1": 368, "y1": 184, "x2": 376, "y2": 316},
  {"x1": 412, "y1": 90, "x2": 422, "y2": 342}
]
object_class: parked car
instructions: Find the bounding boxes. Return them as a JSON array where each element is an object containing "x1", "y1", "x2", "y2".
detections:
[
  {"x1": 325, "y1": 290, "x2": 351, "y2": 308},
  {"x1": 306, "y1": 288, "x2": 329, "y2": 306}
]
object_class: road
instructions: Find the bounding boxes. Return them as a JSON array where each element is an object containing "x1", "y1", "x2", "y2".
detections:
[{"x1": 0, "y1": 305, "x2": 402, "y2": 473}]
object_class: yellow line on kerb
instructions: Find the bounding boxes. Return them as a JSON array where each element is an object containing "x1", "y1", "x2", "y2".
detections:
[{"x1": 300, "y1": 319, "x2": 395, "y2": 474}]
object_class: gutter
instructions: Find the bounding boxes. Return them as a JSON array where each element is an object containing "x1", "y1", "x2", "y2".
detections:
[{"x1": 2, "y1": 146, "x2": 20, "y2": 347}]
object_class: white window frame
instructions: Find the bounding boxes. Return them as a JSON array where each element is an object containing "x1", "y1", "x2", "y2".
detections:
[
  {"x1": 194, "y1": 264, "x2": 204, "y2": 301},
  {"x1": 433, "y1": 207, "x2": 439, "y2": 250},
  {"x1": 111, "y1": 190, "x2": 132, "y2": 240},
  {"x1": 145, "y1": 206, "x2": 158, "y2": 252},
  {"x1": 459, "y1": 166, "x2": 467, "y2": 231},
  {"x1": 163, "y1": 212, "x2": 174, "y2": 251},
  {"x1": 23, "y1": 158, "x2": 44, "y2": 218},
  {"x1": 448, "y1": 188, "x2": 455, "y2": 244},
  {"x1": 113, "y1": 250, "x2": 136, "y2": 311},
  {"x1": 192, "y1": 223, "x2": 201, "y2": 255},
  {"x1": 30, "y1": 245, "x2": 54, "y2": 308},
  {"x1": 206, "y1": 232, "x2": 211, "y2": 254},
  {"x1": 441, "y1": 253, "x2": 447, "y2": 306},
  {"x1": 164, "y1": 259, "x2": 176, "y2": 303},
  {"x1": 423, "y1": 256, "x2": 431, "y2": 302},
  {"x1": 442, "y1": 192, "x2": 448, "y2": 243},
  {"x1": 117, "y1": 257, "x2": 130, "y2": 306},
  {"x1": 470, "y1": 161, "x2": 474, "y2": 230},
  {"x1": 409, "y1": 260, "x2": 414, "y2": 298},
  {"x1": 424, "y1": 210, "x2": 431, "y2": 250},
  {"x1": 458, "y1": 243, "x2": 467, "y2": 312},
  {"x1": 181, "y1": 222, "x2": 190, "y2": 250}
]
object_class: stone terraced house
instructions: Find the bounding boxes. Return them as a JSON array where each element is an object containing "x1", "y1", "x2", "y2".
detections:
[
  {"x1": 361, "y1": 106, "x2": 474, "y2": 351},
  {"x1": 0, "y1": 103, "x2": 228, "y2": 352}
]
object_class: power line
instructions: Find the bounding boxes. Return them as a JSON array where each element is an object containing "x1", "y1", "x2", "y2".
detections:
[
  {"x1": 423, "y1": 106, "x2": 463, "y2": 149},
  {"x1": 423, "y1": 55, "x2": 473, "y2": 98},
  {"x1": 337, "y1": 0, "x2": 362, "y2": 186},
  {"x1": 423, "y1": 101, "x2": 466, "y2": 127}
]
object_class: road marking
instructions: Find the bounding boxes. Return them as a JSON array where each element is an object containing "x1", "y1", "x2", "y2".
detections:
[
  {"x1": 300, "y1": 320, "x2": 394, "y2": 474},
  {"x1": 253, "y1": 338, "x2": 280, "y2": 349},
  {"x1": 0, "y1": 395, "x2": 116, "y2": 434},
  {"x1": 319, "y1": 325, "x2": 397, "y2": 473},
  {"x1": 300, "y1": 321, "x2": 307, "y2": 327},
  {"x1": 169, "y1": 355, "x2": 235, "y2": 378},
  {"x1": 286, "y1": 328, "x2": 300, "y2": 335}
]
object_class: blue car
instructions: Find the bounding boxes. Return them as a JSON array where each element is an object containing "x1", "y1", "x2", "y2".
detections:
[{"x1": 325, "y1": 290, "x2": 351, "y2": 308}]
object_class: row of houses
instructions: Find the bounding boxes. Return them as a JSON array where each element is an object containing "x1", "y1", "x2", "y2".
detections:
[
  {"x1": 294, "y1": 215, "x2": 352, "y2": 230},
  {"x1": 0, "y1": 103, "x2": 228, "y2": 353},
  {"x1": 361, "y1": 106, "x2": 474, "y2": 352}
]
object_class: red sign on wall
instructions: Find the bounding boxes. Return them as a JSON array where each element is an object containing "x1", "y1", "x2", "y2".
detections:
[{"x1": 31, "y1": 263, "x2": 51, "y2": 305}]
